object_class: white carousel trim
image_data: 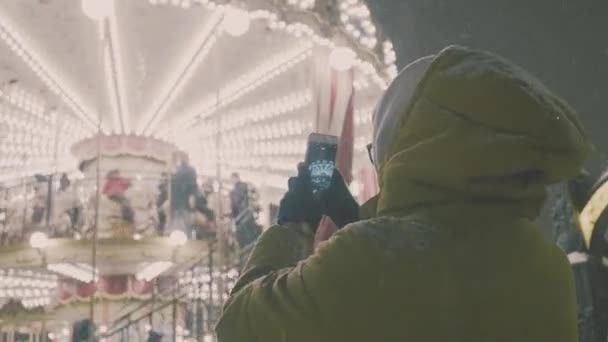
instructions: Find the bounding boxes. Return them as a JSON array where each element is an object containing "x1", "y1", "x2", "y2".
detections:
[
  {"x1": 47, "y1": 263, "x2": 98, "y2": 284},
  {"x1": 136, "y1": 261, "x2": 173, "y2": 282},
  {"x1": 105, "y1": 10, "x2": 132, "y2": 134}
]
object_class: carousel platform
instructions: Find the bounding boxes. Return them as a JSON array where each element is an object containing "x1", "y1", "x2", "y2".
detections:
[{"x1": 0, "y1": 237, "x2": 212, "y2": 271}]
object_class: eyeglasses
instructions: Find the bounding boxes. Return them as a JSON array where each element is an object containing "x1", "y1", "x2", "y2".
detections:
[{"x1": 366, "y1": 143, "x2": 374, "y2": 165}]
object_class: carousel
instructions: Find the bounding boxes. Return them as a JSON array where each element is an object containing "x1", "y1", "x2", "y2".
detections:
[{"x1": 0, "y1": 0, "x2": 395, "y2": 340}]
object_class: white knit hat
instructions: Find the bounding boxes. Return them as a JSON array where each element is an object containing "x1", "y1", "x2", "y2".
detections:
[{"x1": 371, "y1": 55, "x2": 434, "y2": 170}]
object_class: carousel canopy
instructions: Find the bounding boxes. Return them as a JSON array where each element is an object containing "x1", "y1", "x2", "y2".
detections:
[{"x1": 0, "y1": 0, "x2": 396, "y2": 189}]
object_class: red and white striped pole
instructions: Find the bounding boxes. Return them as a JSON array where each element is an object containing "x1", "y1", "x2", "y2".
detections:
[{"x1": 312, "y1": 47, "x2": 355, "y2": 247}]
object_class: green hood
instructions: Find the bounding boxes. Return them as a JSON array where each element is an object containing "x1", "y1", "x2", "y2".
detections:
[{"x1": 375, "y1": 46, "x2": 592, "y2": 221}]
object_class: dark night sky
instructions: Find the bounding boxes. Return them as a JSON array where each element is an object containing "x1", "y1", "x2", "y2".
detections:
[{"x1": 366, "y1": 0, "x2": 608, "y2": 176}]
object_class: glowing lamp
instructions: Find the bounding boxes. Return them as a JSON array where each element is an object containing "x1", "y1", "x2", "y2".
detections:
[
  {"x1": 29, "y1": 232, "x2": 49, "y2": 249},
  {"x1": 81, "y1": 0, "x2": 115, "y2": 21},
  {"x1": 223, "y1": 8, "x2": 250, "y2": 37},
  {"x1": 329, "y1": 47, "x2": 356, "y2": 71},
  {"x1": 168, "y1": 230, "x2": 188, "y2": 246}
]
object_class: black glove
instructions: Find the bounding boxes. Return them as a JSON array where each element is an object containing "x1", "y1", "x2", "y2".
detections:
[
  {"x1": 320, "y1": 171, "x2": 359, "y2": 228},
  {"x1": 277, "y1": 163, "x2": 322, "y2": 229},
  {"x1": 278, "y1": 164, "x2": 359, "y2": 230}
]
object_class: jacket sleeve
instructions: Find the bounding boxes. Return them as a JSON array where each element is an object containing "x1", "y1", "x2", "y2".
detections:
[{"x1": 215, "y1": 223, "x2": 372, "y2": 342}]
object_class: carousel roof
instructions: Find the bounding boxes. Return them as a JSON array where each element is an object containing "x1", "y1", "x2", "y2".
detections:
[{"x1": 0, "y1": 0, "x2": 396, "y2": 187}]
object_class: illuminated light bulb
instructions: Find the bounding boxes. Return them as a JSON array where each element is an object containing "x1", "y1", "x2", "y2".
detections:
[
  {"x1": 30, "y1": 231, "x2": 49, "y2": 249},
  {"x1": 169, "y1": 230, "x2": 188, "y2": 246},
  {"x1": 81, "y1": 0, "x2": 115, "y2": 21},
  {"x1": 329, "y1": 46, "x2": 356, "y2": 71},
  {"x1": 223, "y1": 7, "x2": 250, "y2": 37}
]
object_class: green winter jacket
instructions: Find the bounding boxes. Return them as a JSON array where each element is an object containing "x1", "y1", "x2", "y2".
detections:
[{"x1": 216, "y1": 46, "x2": 592, "y2": 342}]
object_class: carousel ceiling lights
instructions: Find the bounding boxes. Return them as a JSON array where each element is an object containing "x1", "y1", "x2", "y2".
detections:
[
  {"x1": 29, "y1": 231, "x2": 49, "y2": 249},
  {"x1": 137, "y1": 10, "x2": 224, "y2": 135},
  {"x1": 143, "y1": 0, "x2": 396, "y2": 145},
  {"x1": 159, "y1": 41, "x2": 314, "y2": 137},
  {"x1": 287, "y1": 0, "x2": 316, "y2": 10},
  {"x1": 152, "y1": 0, "x2": 396, "y2": 81},
  {"x1": 81, "y1": 0, "x2": 115, "y2": 21},
  {"x1": 0, "y1": 15, "x2": 98, "y2": 132},
  {"x1": 194, "y1": 88, "x2": 313, "y2": 136},
  {"x1": 222, "y1": 7, "x2": 251, "y2": 37},
  {"x1": 21, "y1": 297, "x2": 52, "y2": 309},
  {"x1": 0, "y1": 269, "x2": 58, "y2": 289},
  {"x1": 168, "y1": 230, "x2": 188, "y2": 246},
  {"x1": 0, "y1": 86, "x2": 81, "y2": 182},
  {"x1": 104, "y1": 9, "x2": 132, "y2": 134},
  {"x1": 81, "y1": 0, "x2": 130, "y2": 134},
  {"x1": 0, "y1": 269, "x2": 57, "y2": 309},
  {"x1": 338, "y1": 0, "x2": 377, "y2": 49}
]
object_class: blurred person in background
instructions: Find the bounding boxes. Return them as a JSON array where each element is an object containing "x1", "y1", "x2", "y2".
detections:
[
  {"x1": 102, "y1": 169, "x2": 134, "y2": 225},
  {"x1": 170, "y1": 151, "x2": 198, "y2": 237},
  {"x1": 539, "y1": 172, "x2": 600, "y2": 342},
  {"x1": 156, "y1": 172, "x2": 169, "y2": 235},
  {"x1": 52, "y1": 173, "x2": 82, "y2": 236},
  {"x1": 125, "y1": 175, "x2": 159, "y2": 236},
  {"x1": 0, "y1": 184, "x2": 7, "y2": 245},
  {"x1": 192, "y1": 187, "x2": 216, "y2": 239},
  {"x1": 229, "y1": 173, "x2": 262, "y2": 248},
  {"x1": 229, "y1": 173, "x2": 249, "y2": 219},
  {"x1": 216, "y1": 46, "x2": 592, "y2": 342},
  {"x1": 584, "y1": 175, "x2": 608, "y2": 341},
  {"x1": 31, "y1": 174, "x2": 49, "y2": 226}
]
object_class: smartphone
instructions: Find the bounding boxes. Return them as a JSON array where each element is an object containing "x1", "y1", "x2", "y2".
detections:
[{"x1": 305, "y1": 133, "x2": 339, "y2": 196}]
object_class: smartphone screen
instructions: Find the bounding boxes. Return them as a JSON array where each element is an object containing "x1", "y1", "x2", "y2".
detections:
[{"x1": 305, "y1": 133, "x2": 338, "y2": 195}]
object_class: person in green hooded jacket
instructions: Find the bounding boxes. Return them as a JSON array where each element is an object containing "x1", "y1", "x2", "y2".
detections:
[{"x1": 215, "y1": 46, "x2": 593, "y2": 342}]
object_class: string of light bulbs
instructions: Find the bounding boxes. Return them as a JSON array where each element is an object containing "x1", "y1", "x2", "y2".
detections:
[{"x1": 0, "y1": 15, "x2": 99, "y2": 132}]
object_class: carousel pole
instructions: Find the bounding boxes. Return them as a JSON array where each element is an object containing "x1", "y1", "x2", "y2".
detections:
[
  {"x1": 167, "y1": 119, "x2": 174, "y2": 236},
  {"x1": 88, "y1": 99, "x2": 102, "y2": 340},
  {"x1": 20, "y1": 153, "x2": 28, "y2": 236},
  {"x1": 89, "y1": 16, "x2": 109, "y2": 342},
  {"x1": 212, "y1": 23, "x2": 226, "y2": 332},
  {"x1": 208, "y1": 242, "x2": 214, "y2": 332},
  {"x1": 168, "y1": 118, "x2": 178, "y2": 342},
  {"x1": 46, "y1": 108, "x2": 60, "y2": 235}
]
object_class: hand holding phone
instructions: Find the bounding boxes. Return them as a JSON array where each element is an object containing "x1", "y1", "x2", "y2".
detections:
[{"x1": 277, "y1": 134, "x2": 358, "y2": 229}]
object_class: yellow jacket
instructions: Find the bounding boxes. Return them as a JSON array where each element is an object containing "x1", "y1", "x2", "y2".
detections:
[{"x1": 216, "y1": 46, "x2": 592, "y2": 342}]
